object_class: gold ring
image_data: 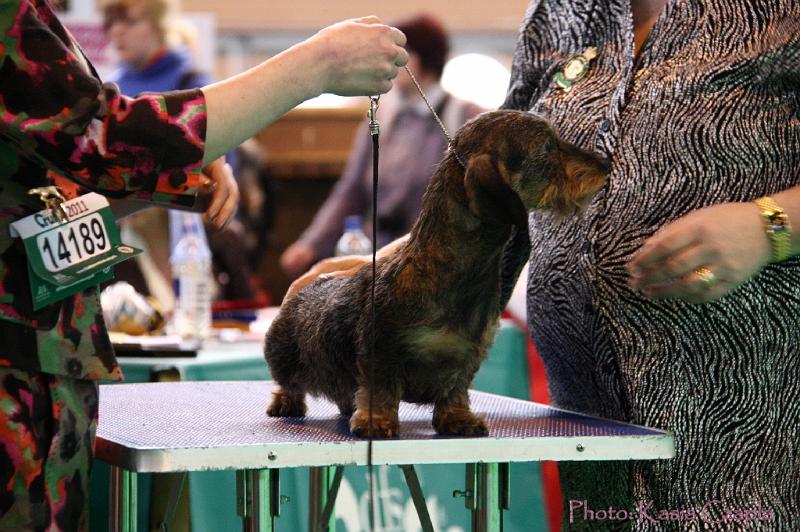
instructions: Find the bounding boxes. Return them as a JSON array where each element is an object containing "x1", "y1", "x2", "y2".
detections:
[{"x1": 695, "y1": 267, "x2": 716, "y2": 287}]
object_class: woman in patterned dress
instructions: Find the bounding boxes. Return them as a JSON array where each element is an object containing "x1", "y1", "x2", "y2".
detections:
[
  {"x1": 0, "y1": 2, "x2": 408, "y2": 529},
  {"x1": 502, "y1": 0, "x2": 799, "y2": 529}
]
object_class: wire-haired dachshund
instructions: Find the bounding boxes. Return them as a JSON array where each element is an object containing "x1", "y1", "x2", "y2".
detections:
[{"x1": 264, "y1": 110, "x2": 608, "y2": 437}]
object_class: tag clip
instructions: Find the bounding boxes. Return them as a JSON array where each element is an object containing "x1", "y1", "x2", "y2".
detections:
[{"x1": 28, "y1": 186, "x2": 68, "y2": 222}]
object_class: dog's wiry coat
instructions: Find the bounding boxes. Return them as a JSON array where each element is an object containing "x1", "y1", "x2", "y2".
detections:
[{"x1": 265, "y1": 110, "x2": 607, "y2": 437}]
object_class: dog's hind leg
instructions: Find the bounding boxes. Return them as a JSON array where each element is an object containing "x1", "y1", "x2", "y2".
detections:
[
  {"x1": 432, "y1": 390, "x2": 488, "y2": 436},
  {"x1": 264, "y1": 315, "x2": 308, "y2": 417},
  {"x1": 266, "y1": 384, "x2": 307, "y2": 417},
  {"x1": 349, "y1": 384, "x2": 401, "y2": 438}
]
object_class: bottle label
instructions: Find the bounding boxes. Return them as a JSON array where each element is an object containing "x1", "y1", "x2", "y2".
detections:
[{"x1": 9, "y1": 193, "x2": 142, "y2": 310}]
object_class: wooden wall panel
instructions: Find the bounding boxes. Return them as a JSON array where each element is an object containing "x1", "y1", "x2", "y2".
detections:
[
  {"x1": 182, "y1": 1, "x2": 531, "y2": 32},
  {"x1": 255, "y1": 107, "x2": 365, "y2": 178}
]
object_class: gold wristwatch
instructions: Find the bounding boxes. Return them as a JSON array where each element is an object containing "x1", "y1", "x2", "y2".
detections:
[{"x1": 753, "y1": 196, "x2": 792, "y2": 263}]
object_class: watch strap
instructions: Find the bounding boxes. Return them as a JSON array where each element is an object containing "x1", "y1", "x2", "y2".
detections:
[{"x1": 753, "y1": 196, "x2": 792, "y2": 263}]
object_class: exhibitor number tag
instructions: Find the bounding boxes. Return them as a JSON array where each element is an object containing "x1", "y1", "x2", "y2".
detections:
[
  {"x1": 37, "y1": 212, "x2": 109, "y2": 272},
  {"x1": 9, "y1": 192, "x2": 141, "y2": 309}
]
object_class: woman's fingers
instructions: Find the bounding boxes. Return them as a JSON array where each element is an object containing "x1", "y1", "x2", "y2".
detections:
[
  {"x1": 202, "y1": 159, "x2": 239, "y2": 229},
  {"x1": 283, "y1": 255, "x2": 369, "y2": 302},
  {"x1": 312, "y1": 18, "x2": 408, "y2": 96}
]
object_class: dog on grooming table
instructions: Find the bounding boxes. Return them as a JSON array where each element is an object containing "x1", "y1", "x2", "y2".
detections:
[{"x1": 264, "y1": 110, "x2": 607, "y2": 437}]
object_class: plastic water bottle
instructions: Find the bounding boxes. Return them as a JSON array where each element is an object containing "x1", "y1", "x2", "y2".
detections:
[
  {"x1": 335, "y1": 215, "x2": 372, "y2": 257},
  {"x1": 170, "y1": 212, "x2": 213, "y2": 340}
]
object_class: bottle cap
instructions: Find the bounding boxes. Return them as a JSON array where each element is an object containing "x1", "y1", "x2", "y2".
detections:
[{"x1": 343, "y1": 215, "x2": 362, "y2": 232}]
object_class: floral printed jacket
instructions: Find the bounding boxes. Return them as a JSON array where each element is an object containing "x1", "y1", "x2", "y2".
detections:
[{"x1": 0, "y1": 0, "x2": 208, "y2": 380}]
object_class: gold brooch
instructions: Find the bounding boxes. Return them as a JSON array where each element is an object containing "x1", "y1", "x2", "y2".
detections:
[{"x1": 555, "y1": 47, "x2": 598, "y2": 92}]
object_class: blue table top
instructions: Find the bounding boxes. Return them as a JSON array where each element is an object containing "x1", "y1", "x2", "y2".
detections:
[{"x1": 96, "y1": 380, "x2": 673, "y2": 473}]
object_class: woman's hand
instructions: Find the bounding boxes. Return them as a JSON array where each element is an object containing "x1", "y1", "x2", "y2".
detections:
[
  {"x1": 284, "y1": 255, "x2": 370, "y2": 302},
  {"x1": 200, "y1": 157, "x2": 239, "y2": 230},
  {"x1": 283, "y1": 234, "x2": 410, "y2": 302},
  {"x1": 310, "y1": 16, "x2": 409, "y2": 96},
  {"x1": 627, "y1": 202, "x2": 770, "y2": 303}
]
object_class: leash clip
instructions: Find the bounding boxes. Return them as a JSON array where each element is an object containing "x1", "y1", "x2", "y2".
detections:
[{"x1": 368, "y1": 96, "x2": 380, "y2": 137}]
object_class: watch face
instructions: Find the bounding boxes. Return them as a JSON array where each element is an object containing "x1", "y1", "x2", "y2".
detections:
[
  {"x1": 767, "y1": 223, "x2": 785, "y2": 233},
  {"x1": 767, "y1": 212, "x2": 788, "y2": 233}
]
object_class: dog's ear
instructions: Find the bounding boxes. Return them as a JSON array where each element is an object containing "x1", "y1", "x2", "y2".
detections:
[{"x1": 463, "y1": 153, "x2": 528, "y2": 227}]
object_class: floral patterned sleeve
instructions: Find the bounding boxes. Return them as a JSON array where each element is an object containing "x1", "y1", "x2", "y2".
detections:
[{"x1": 0, "y1": 0, "x2": 207, "y2": 209}]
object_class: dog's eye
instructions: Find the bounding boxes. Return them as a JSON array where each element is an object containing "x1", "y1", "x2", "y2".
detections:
[{"x1": 542, "y1": 139, "x2": 556, "y2": 153}]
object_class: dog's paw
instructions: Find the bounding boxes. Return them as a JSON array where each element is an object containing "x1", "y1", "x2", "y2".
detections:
[
  {"x1": 349, "y1": 409, "x2": 399, "y2": 438},
  {"x1": 433, "y1": 411, "x2": 489, "y2": 436},
  {"x1": 266, "y1": 392, "x2": 307, "y2": 417}
]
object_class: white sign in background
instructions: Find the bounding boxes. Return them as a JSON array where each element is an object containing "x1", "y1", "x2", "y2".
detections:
[{"x1": 334, "y1": 466, "x2": 464, "y2": 532}]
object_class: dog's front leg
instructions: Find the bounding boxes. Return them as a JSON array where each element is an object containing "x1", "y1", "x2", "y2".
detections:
[
  {"x1": 432, "y1": 391, "x2": 488, "y2": 436},
  {"x1": 349, "y1": 384, "x2": 401, "y2": 438}
]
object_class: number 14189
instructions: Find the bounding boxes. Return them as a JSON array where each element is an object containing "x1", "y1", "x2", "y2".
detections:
[{"x1": 36, "y1": 213, "x2": 109, "y2": 272}]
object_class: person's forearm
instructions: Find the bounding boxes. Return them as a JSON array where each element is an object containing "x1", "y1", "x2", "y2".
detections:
[
  {"x1": 202, "y1": 17, "x2": 408, "y2": 164},
  {"x1": 202, "y1": 40, "x2": 323, "y2": 164}
]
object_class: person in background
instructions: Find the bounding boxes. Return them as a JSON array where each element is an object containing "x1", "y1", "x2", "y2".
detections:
[
  {"x1": 0, "y1": 1, "x2": 407, "y2": 528},
  {"x1": 101, "y1": 0, "x2": 255, "y2": 306},
  {"x1": 101, "y1": 0, "x2": 207, "y2": 94},
  {"x1": 280, "y1": 13, "x2": 484, "y2": 279}
]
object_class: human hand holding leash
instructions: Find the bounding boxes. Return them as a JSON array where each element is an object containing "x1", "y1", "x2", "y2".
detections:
[
  {"x1": 310, "y1": 16, "x2": 409, "y2": 96},
  {"x1": 203, "y1": 17, "x2": 407, "y2": 164},
  {"x1": 627, "y1": 202, "x2": 770, "y2": 303}
]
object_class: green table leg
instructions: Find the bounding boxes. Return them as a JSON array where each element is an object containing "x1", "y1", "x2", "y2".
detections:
[
  {"x1": 109, "y1": 466, "x2": 137, "y2": 532},
  {"x1": 308, "y1": 466, "x2": 342, "y2": 532},
  {"x1": 237, "y1": 469, "x2": 278, "y2": 531},
  {"x1": 466, "y1": 463, "x2": 510, "y2": 532},
  {"x1": 399, "y1": 465, "x2": 435, "y2": 532}
]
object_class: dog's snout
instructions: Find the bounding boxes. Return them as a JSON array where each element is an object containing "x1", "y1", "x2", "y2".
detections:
[
  {"x1": 591, "y1": 154, "x2": 611, "y2": 175},
  {"x1": 559, "y1": 140, "x2": 609, "y2": 174}
]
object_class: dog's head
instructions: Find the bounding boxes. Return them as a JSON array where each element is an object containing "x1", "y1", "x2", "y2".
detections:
[{"x1": 453, "y1": 110, "x2": 608, "y2": 226}]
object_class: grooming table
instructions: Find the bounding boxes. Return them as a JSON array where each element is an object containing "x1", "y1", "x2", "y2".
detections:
[{"x1": 96, "y1": 380, "x2": 673, "y2": 532}]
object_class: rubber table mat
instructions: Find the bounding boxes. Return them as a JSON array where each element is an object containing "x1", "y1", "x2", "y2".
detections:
[{"x1": 96, "y1": 381, "x2": 673, "y2": 472}]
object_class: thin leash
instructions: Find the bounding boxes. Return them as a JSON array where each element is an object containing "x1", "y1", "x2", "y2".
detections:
[
  {"x1": 366, "y1": 94, "x2": 379, "y2": 532},
  {"x1": 364, "y1": 67, "x2": 459, "y2": 532},
  {"x1": 403, "y1": 66, "x2": 466, "y2": 168}
]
